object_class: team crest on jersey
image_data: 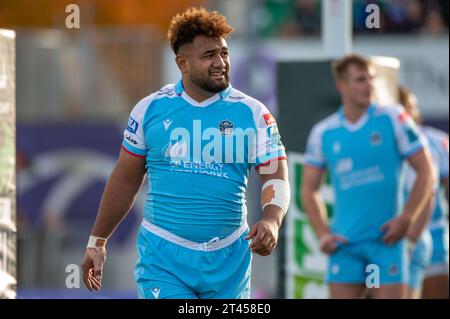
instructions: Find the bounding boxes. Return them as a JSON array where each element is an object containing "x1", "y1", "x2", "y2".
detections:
[
  {"x1": 218, "y1": 120, "x2": 234, "y2": 135},
  {"x1": 127, "y1": 117, "x2": 138, "y2": 133},
  {"x1": 370, "y1": 132, "x2": 382, "y2": 146}
]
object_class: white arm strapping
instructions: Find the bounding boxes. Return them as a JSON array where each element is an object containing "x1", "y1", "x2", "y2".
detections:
[
  {"x1": 261, "y1": 179, "x2": 291, "y2": 214},
  {"x1": 87, "y1": 235, "x2": 107, "y2": 248}
]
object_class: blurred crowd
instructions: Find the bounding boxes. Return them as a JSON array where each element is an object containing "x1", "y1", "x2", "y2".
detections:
[{"x1": 259, "y1": 0, "x2": 449, "y2": 37}]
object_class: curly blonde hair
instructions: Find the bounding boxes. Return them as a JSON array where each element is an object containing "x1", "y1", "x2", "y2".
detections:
[{"x1": 167, "y1": 7, "x2": 233, "y2": 54}]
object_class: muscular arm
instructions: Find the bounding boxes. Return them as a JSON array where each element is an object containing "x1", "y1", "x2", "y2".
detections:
[
  {"x1": 81, "y1": 149, "x2": 146, "y2": 291},
  {"x1": 257, "y1": 159, "x2": 289, "y2": 228},
  {"x1": 90, "y1": 149, "x2": 146, "y2": 238}
]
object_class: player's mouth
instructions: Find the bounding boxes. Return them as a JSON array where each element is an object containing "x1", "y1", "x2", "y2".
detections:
[{"x1": 210, "y1": 70, "x2": 226, "y2": 80}]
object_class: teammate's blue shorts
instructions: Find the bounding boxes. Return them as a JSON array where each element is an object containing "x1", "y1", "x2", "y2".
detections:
[
  {"x1": 408, "y1": 231, "x2": 432, "y2": 290},
  {"x1": 134, "y1": 220, "x2": 252, "y2": 299},
  {"x1": 425, "y1": 225, "x2": 449, "y2": 277},
  {"x1": 326, "y1": 238, "x2": 408, "y2": 285}
]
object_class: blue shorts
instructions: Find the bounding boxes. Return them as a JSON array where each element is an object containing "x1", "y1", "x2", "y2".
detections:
[
  {"x1": 326, "y1": 238, "x2": 408, "y2": 285},
  {"x1": 425, "y1": 226, "x2": 449, "y2": 277},
  {"x1": 134, "y1": 221, "x2": 252, "y2": 299},
  {"x1": 408, "y1": 231, "x2": 432, "y2": 290}
]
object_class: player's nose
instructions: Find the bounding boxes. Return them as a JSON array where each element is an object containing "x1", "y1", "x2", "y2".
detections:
[{"x1": 213, "y1": 55, "x2": 226, "y2": 69}]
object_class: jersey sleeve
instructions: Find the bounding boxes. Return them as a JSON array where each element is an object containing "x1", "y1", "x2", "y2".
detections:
[
  {"x1": 304, "y1": 123, "x2": 326, "y2": 170},
  {"x1": 253, "y1": 107, "x2": 287, "y2": 168},
  {"x1": 389, "y1": 107, "x2": 426, "y2": 159},
  {"x1": 121, "y1": 96, "x2": 150, "y2": 158}
]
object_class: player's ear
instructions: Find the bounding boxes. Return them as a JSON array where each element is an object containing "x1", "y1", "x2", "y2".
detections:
[
  {"x1": 335, "y1": 79, "x2": 344, "y2": 94},
  {"x1": 175, "y1": 55, "x2": 188, "y2": 74}
]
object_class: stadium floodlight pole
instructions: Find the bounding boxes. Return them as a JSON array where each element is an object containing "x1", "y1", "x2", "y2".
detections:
[{"x1": 322, "y1": 0, "x2": 352, "y2": 58}]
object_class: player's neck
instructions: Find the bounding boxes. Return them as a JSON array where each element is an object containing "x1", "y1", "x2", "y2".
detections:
[
  {"x1": 342, "y1": 102, "x2": 370, "y2": 123},
  {"x1": 182, "y1": 79, "x2": 216, "y2": 103}
]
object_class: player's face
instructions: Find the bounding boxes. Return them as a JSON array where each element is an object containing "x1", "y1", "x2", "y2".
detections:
[
  {"x1": 340, "y1": 65, "x2": 374, "y2": 108},
  {"x1": 186, "y1": 36, "x2": 230, "y2": 93}
]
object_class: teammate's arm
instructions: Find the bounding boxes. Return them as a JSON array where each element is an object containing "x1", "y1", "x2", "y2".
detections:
[
  {"x1": 81, "y1": 149, "x2": 146, "y2": 291},
  {"x1": 301, "y1": 166, "x2": 347, "y2": 254},
  {"x1": 246, "y1": 159, "x2": 289, "y2": 256},
  {"x1": 406, "y1": 195, "x2": 433, "y2": 242},
  {"x1": 381, "y1": 149, "x2": 434, "y2": 244}
]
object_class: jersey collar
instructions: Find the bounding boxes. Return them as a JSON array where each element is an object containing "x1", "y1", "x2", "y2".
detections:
[{"x1": 339, "y1": 103, "x2": 376, "y2": 132}]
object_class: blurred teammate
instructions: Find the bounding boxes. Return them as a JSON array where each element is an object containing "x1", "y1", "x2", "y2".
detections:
[
  {"x1": 399, "y1": 86, "x2": 450, "y2": 299},
  {"x1": 398, "y1": 86, "x2": 435, "y2": 299},
  {"x1": 301, "y1": 54, "x2": 434, "y2": 299},
  {"x1": 81, "y1": 7, "x2": 289, "y2": 299}
]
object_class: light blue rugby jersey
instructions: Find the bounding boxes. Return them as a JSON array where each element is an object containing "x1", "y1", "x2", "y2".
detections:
[
  {"x1": 422, "y1": 127, "x2": 449, "y2": 227},
  {"x1": 304, "y1": 104, "x2": 426, "y2": 243},
  {"x1": 122, "y1": 80, "x2": 286, "y2": 242}
]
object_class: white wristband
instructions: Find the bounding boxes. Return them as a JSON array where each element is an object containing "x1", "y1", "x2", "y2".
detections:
[
  {"x1": 261, "y1": 179, "x2": 291, "y2": 213},
  {"x1": 87, "y1": 235, "x2": 107, "y2": 248}
]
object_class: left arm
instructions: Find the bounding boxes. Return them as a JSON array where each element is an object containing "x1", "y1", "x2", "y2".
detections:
[
  {"x1": 246, "y1": 159, "x2": 289, "y2": 256},
  {"x1": 382, "y1": 149, "x2": 434, "y2": 244}
]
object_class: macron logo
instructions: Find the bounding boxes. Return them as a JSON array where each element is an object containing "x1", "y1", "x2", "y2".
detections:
[
  {"x1": 163, "y1": 119, "x2": 173, "y2": 130},
  {"x1": 151, "y1": 287, "x2": 160, "y2": 299}
]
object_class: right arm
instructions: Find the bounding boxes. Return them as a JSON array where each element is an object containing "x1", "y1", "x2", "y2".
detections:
[
  {"x1": 301, "y1": 166, "x2": 347, "y2": 254},
  {"x1": 90, "y1": 149, "x2": 146, "y2": 238},
  {"x1": 301, "y1": 166, "x2": 329, "y2": 238},
  {"x1": 302, "y1": 121, "x2": 347, "y2": 254},
  {"x1": 81, "y1": 149, "x2": 146, "y2": 291}
]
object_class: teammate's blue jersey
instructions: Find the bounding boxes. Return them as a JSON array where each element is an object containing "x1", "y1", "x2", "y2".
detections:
[
  {"x1": 422, "y1": 126, "x2": 449, "y2": 227},
  {"x1": 304, "y1": 104, "x2": 425, "y2": 243},
  {"x1": 122, "y1": 80, "x2": 286, "y2": 242}
]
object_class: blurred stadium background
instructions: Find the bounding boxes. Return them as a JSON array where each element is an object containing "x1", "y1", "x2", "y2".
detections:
[{"x1": 0, "y1": 0, "x2": 448, "y2": 299}]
